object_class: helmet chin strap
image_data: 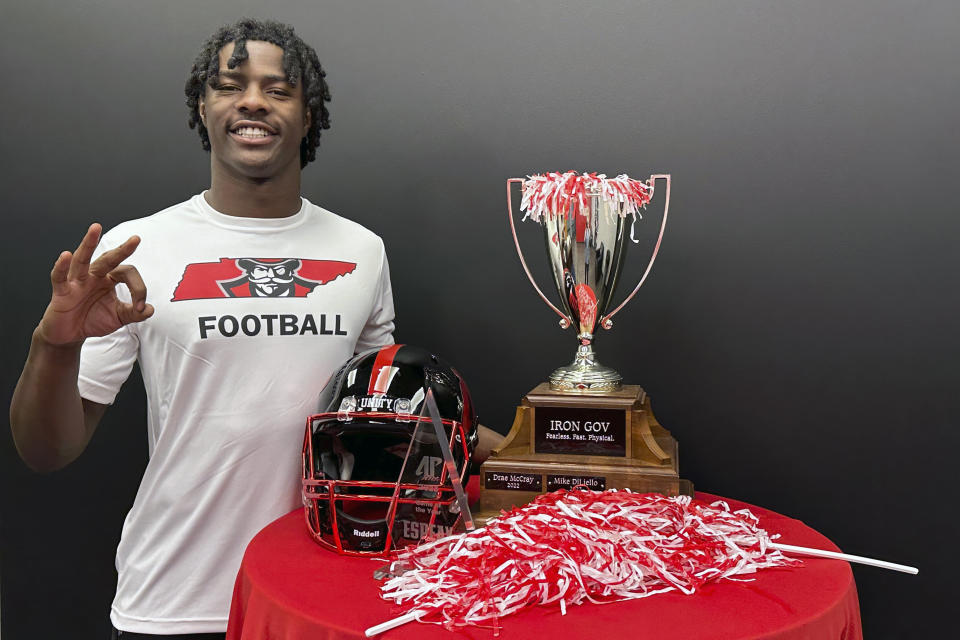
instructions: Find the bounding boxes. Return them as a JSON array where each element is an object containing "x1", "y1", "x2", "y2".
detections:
[{"x1": 334, "y1": 507, "x2": 390, "y2": 553}]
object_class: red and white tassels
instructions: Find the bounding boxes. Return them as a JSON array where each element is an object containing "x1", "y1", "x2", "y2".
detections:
[
  {"x1": 375, "y1": 490, "x2": 799, "y2": 633},
  {"x1": 520, "y1": 172, "x2": 653, "y2": 223}
]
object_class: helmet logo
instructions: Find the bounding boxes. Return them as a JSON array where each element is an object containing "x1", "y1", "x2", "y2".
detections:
[{"x1": 416, "y1": 456, "x2": 443, "y2": 482}]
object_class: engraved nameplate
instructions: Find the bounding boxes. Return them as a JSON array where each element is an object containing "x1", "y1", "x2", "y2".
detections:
[
  {"x1": 484, "y1": 472, "x2": 543, "y2": 492},
  {"x1": 534, "y1": 407, "x2": 626, "y2": 456},
  {"x1": 547, "y1": 474, "x2": 607, "y2": 491}
]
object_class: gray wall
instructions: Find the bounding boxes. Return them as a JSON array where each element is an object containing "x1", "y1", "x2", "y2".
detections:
[{"x1": 2, "y1": 1, "x2": 956, "y2": 637}]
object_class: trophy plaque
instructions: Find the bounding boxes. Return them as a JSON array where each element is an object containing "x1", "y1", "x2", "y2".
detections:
[{"x1": 477, "y1": 172, "x2": 692, "y2": 520}]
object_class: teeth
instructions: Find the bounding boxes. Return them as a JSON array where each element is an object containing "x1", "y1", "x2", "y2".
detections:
[{"x1": 234, "y1": 126, "x2": 271, "y2": 138}]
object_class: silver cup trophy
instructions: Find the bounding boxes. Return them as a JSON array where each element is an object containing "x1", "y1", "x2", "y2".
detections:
[{"x1": 507, "y1": 172, "x2": 671, "y2": 392}]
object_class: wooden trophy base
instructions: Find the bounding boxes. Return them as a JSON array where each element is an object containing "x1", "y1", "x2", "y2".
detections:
[{"x1": 475, "y1": 384, "x2": 692, "y2": 523}]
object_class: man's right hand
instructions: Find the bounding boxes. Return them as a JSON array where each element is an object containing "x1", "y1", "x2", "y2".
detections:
[
  {"x1": 37, "y1": 223, "x2": 154, "y2": 347},
  {"x1": 11, "y1": 223, "x2": 152, "y2": 471}
]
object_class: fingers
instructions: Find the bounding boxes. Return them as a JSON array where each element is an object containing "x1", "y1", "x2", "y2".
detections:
[
  {"x1": 108, "y1": 265, "x2": 148, "y2": 312},
  {"x1": 110, "y1": 265, "x2": 154, "y2": 325},
  {"x1": 50, "y1": 251, "x2": 73, "y2": 296},
  {"x1": 67, "y1": 223, "x2": 102, "y2": 281},
  {"x1": 117, "y1": 301, "x2": 155, "y2": 326},
  {"x1": 89, "y1": 235, "x2": 141, "y2": 278}
]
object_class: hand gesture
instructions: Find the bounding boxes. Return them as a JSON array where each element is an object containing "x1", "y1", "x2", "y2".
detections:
[{"x1": 37, "y1": 223, "x2": 154, "y2": 347}]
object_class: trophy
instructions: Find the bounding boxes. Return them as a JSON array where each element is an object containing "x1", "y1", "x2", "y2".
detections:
[{"x1": 477, "y1": 172, "x2": 692, "y2": 520}]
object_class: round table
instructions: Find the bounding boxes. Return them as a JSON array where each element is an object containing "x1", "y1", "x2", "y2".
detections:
[{"x1": 226, "y1": 491, "x2": 862, "y2": 639}]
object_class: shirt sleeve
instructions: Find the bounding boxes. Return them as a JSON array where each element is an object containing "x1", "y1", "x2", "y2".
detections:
[
  {"x1": 76, "y1": 234, "x2": 140, "y2": 405},
  {"x1": 354, "y1": 240, "x2": 396, "y2": 353}
]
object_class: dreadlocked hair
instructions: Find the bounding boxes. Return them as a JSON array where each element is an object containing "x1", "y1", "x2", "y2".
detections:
[{"x1": 185, "y1": 18, "x2": 331, "y2": 168}]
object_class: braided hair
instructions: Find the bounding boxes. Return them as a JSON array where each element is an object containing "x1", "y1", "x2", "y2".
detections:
[{"x1": 185, "y1": 18, "x2": 331, "y2": 168}]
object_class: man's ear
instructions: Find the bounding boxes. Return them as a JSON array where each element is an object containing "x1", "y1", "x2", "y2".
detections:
[
  {"x1": 304, "y1": 109, "x2": 311, "y2": 136},
  {"x1": 198, "y1": 99, "x2": 207, "y2": 127}
]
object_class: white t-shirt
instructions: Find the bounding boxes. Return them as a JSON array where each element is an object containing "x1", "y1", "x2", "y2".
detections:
[{"x1": 78, "y1": 193, "x2": 395, "y2": 634}]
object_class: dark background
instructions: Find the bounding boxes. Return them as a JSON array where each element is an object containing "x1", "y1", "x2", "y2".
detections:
[{"x1": 2, "y1": 1, "x2": 956, "y2": 637}]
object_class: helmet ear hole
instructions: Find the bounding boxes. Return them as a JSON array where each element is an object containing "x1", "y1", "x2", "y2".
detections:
[{"x1": 301, "y1": 344, "x2": 478, "y2": 557}]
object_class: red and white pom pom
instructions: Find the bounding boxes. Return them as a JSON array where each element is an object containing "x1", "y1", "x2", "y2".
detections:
[
  {"x1": 519, "y1": 171, "x2": 654, "y2": 224},
  {"x1": 378, "y1": 490, "x2": 799, "y2": 632}
]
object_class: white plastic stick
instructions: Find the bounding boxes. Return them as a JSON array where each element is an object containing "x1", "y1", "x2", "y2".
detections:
[
  {"x1": 771, "y1": 542, "x2": 918, "y2": 574},
  {"x1": 365, "y1": 610, "x2": 423, "y2": 637}
]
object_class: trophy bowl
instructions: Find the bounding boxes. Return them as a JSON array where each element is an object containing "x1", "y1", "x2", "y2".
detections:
[{"x1": 507, "y1": 172, "x2": 671, "y2": 392}]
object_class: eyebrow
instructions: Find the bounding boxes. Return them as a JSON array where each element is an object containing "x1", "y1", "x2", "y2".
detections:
[{"x1": 215, "y1": 70, "x2": 292, "y2": 84}]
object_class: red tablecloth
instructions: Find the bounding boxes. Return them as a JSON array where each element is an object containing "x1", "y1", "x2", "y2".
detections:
[{"x1": 226, "y1": 490, "x2": 861, "y2": 640}]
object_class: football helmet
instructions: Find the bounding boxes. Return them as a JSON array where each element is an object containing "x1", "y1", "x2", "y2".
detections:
[{"x1": 301, "y1": 344, "x2": 478, "y2": 556}]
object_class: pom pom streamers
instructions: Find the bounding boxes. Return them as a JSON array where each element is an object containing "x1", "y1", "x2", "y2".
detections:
[
  {"x1": 375, "y1": 490, "x2": 800, "y2": 633},
  {"x1": 519, "y1": 172, "x2": 654, "y2": 226}
]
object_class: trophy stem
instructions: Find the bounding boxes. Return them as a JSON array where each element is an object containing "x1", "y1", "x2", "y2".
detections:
[{"x1": 548, "y1": 343, "x2": 622, "y2": 392}]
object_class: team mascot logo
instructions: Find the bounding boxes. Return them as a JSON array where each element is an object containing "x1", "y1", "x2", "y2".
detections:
[{"x1": 171, "y1": 257, "x2": 356, "y2": 301}]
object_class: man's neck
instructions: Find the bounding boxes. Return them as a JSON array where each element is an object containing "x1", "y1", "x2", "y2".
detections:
[{"x1": 205, "y1": 164, "x2": 303, "y2": 219}]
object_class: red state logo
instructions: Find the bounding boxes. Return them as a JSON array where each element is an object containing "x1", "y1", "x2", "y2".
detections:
[{"x1": 171, "y1": 258, "x2": 356, "y2": 301}]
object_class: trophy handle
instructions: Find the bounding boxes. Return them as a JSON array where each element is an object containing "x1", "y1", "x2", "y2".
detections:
[
  {"x1": 507, "y1": 178, "x2": 574, "y2": 329},
  {"x1": 598, "y1": 174, "x2": 671, "y2": 330}
]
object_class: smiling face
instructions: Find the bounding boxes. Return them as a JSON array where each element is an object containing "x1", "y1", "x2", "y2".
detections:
[{"x1": 198, "y1": 40, "x2": 310, "y2": 181}]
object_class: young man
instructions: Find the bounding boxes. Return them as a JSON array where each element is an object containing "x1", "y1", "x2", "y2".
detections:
[{"x1": 10, "y1": 20, "x2": 394, "y2": 639}]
